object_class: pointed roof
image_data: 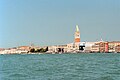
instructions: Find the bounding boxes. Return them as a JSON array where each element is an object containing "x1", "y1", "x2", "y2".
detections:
[{"x1": 76, "y1": 25, "x2": 79, "y2": 32}]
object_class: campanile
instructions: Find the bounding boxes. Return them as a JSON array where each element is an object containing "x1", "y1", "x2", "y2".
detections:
[{"x1": 74, "y1": 25, "x2": 80, "y2": 43}]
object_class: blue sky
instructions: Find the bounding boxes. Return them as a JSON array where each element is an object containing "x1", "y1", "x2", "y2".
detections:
[{"x1": 0, "y1": 0, "x2": 120, "y2": 48}]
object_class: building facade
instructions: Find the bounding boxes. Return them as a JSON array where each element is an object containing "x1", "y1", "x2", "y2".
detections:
[{"x1": 108, "y1": 41, "x2": 120, "y2": 52}]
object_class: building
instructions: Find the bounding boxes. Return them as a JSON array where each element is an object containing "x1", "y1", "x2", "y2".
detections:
[
  {"x1": 84, "y1": 42, "x2": 95, "y2": 52},
  {"x1": 73, "y1": 25, "x2": 81, "y2": 52},
  {"x1": 63, "y1": 25, "x2": 81, "y2": 53},
  {"x1": 17, "y1": 46, "x2": 31, "y2": 51},
  {"x1": 90, "y1": 41, "x2": 108, "y2": 53},
  {"x1": 115, "y1": 45, "x2": 120, "y2": 53},
  {"x1": 74, "y1": 25, "x2": 80, "y2": 43},
  {"x1": 108, "y1": 42, "x2": 115, "y2": 52},
  {"x1": 67, "y1": 43, "x2": 74, "y2": 52},
  {"x1": 108, "y1": 41, "x2": 120, "y2": 52},
  {"x1": 48, "y1": 45, "x2": 67, "y2": 53},
  {"x1": 91, "y1": 44, "x2": 99, "y2": 53},
  {"x1": 99, "y1": 42, "x2": 105, "y2": 53},
  {"x1": 105, "y1": 42, "x2": 109, "y2": 53},
  {"x1": 67, "y1": 25, "x2": 81, "y2": 52},
  {"x1": 48, "y1": 46, "x2": 57, "y2": 53}
]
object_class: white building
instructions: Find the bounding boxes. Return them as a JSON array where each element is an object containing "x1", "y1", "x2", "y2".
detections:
[{"x1": 84, "y1": 42, "x2": 95, "y2": 52}]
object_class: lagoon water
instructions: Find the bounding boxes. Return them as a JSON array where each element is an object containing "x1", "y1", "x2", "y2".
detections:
[{"x1": 0, "y1": 53, "x2": 120, "y2": 80}]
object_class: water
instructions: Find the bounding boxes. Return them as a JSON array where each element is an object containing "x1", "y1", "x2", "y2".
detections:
[{"x1": 0, "y1": 53, "x2": 120, "y2": 80}]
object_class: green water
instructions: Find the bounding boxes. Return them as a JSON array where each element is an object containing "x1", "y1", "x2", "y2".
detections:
[{"x1": 0, "y1": 53, "x2": 120, "y2": 80}]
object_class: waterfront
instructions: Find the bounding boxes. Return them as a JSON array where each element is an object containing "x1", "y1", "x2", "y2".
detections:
[{"x1": 0, "y1": 53, "x2": 120, "y2": 80}]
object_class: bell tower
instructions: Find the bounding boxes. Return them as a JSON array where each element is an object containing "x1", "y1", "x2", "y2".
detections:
[{"x1": 74, "y1": 25, "x2": 80, "y2": 43}]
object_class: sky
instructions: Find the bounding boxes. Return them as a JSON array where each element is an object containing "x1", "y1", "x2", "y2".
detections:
[{"x1": 0, "y1": 0, "x2": 120, "y2": 48}]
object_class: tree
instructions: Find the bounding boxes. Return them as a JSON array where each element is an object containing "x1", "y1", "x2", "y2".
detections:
[
  {"x1": 45, "y1": 47, "x2": 48, "y2": 52},
  {"x1": 30, "y1": 48, "x2": 35, "y2": 52}
]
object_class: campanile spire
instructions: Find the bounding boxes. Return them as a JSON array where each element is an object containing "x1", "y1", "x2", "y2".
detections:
[{"x1": 76, "y1": 25, "x2": 79, "y2": 32}]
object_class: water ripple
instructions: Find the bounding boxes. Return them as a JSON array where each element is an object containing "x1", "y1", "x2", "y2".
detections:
[{"x1": 0, "y1": 53, "x2": 120, "y2": 80}]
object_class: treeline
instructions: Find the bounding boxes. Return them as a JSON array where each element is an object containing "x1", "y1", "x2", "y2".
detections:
[{"x1": 30, "y1": 47, "x2": 48, "y2": 53}]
